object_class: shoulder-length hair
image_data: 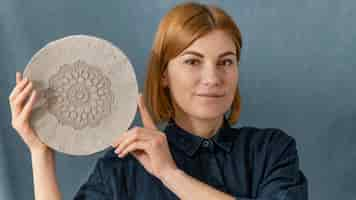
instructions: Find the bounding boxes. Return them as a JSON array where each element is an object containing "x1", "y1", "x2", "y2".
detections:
[{"x1": 143, "y1": 2, "x2": 242, "y2": 126}]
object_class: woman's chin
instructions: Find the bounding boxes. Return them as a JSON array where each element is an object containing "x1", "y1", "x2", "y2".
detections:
[{"x1": 192, "y1": 108, "x2": 227, "y2": 120}]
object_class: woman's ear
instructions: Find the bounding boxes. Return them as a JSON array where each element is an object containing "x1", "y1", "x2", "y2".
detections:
[{"x1": 161, "y1": 69, "x2": 169, "y2": 87}]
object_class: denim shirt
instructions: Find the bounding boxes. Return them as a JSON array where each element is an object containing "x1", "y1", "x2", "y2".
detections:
[{"x1": 74, "y1": 117, "x2": 308, "y2": 199}]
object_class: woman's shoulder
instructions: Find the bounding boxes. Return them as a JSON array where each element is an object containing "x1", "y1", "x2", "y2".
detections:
[
  {"x1": 229, "y1": 125, "x2": 298, "y2": 155},
  {"x1": 100, "y1": 147, "x2": 138, "y2": 164},
  {"x1": 91, "y1": 148, "x2": 139, "y2": 172},
  {"x1": 234, "y1": 125, "x2": 295, "y2": 142}
]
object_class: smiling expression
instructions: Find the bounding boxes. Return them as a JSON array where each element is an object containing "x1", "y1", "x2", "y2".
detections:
[{"x1": 162, "y1": 29, "x2": 239, "y2": 121}]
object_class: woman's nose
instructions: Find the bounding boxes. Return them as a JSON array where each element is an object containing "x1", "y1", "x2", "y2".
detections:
[{"x1": 201, "y1": 64, "x2": 222, "y2": 86}]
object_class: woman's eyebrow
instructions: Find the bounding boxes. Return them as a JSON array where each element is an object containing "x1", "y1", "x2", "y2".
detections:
[
  {"x1": 218, "y1": 51, "x2": 236, "y2": 58},
  {"x1": 180, "y1": 51, "x2": 235, "y2": 58},
  {"x1": 180, "y1": 51, "x2": 204, "y2": 58}
]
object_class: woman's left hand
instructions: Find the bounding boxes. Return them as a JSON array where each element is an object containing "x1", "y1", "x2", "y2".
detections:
[{"x1": 111, "y1": 94, "x2": 178, "y2": 180}]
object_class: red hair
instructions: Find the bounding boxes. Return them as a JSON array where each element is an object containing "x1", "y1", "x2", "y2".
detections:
[{"x1": 144, "y1": 2, "x2": 242, "y2": 125}]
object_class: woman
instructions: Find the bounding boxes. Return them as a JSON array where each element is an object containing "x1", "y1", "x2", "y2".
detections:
[{"x1": 9, "y1": 2, "x2": 308, "y2": 200}]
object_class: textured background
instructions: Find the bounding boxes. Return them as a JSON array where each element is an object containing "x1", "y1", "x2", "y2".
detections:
[{"x1": 1, "y1": 0, "x2": 355, "y2": 199}]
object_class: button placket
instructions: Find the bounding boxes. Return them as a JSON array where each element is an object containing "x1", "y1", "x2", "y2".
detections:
[
  {"x1": 202, "y1": 140, "x2": 210, "y2": 148},
  {"x1": 199, "y1": 147, "x2": 225, "y2": 190},
  {"x1": 202, "y1": 139, "x2": 216, "y2": 153}
]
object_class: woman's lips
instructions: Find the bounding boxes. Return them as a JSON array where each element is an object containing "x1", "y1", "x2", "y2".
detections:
[{"x1": 197, "y1": 94, "x2": 225, "y2": 98}]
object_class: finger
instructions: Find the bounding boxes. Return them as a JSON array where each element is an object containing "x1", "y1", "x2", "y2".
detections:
[
  {"x1": 117, "y1": 140, "x2": 148, "y2": 158},
  {"x1": 114, "y1": 127, "x2": 150, "y2": 153},
  {"x1": 111, "y1": 128, "x2": 132, "y2": 147},
  {"x1": 12, "y1": 81, "x2": 33, "y2": 114},
  {"x1": 138, "y1": 93, "x2": 156, "y2": 130},
  {"x1": 16, "y1": 72, "x2": 22, "y2": 84},
  {"x1": 9, "y1": 77, "x2": 29, "y2": 102},
  {"x1": 20, "y1": 90, "x2": 37, "y2": 120},
  {"x1": 111, "y1": 126, "x2": 139, "y2": 147}
]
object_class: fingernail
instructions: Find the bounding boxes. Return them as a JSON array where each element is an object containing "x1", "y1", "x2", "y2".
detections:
[{"x1": 115, "y1": 148, "x2": 120, "y2": 154}]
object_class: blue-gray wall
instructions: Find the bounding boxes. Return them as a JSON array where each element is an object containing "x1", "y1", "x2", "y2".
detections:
[{"x1": 1, "y1": 0, "x2": 355, "y2": 199}]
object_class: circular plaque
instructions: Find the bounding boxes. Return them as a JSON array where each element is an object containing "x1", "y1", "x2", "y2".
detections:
[{"x1": 23, "y1": 35, "x2": 138, "y2": 155}]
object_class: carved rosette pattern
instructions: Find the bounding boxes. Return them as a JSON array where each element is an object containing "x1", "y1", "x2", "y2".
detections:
[{"x1": 46, "y1": 60, "x2": 114, "y2": 130}]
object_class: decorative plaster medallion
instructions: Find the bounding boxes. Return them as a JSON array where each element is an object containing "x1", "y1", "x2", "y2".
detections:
[{"x1": 23, "y1": 35, "x2": 138, "y2": 155}]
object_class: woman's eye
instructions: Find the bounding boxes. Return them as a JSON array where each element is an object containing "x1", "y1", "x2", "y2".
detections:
[
  {"x1": 218, "y1": 59, "x2": 233, "y2": 66},
  {"x1": 184, "y1": 59, "x2": 201, "y2": 66}
]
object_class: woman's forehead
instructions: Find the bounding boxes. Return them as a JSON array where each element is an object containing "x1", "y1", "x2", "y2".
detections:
[{"x1": 179, "y1": 30, "x2": 236, "y2": 57}]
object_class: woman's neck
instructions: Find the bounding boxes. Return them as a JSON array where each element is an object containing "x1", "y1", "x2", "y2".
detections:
[{"x1": 173, "y1": 113, "x2": 224, "y2": 139}]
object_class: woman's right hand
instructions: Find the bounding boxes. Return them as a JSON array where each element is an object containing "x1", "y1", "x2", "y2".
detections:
[{"x1": 9, "y1": 72, "x2": 50, "y2": 154}]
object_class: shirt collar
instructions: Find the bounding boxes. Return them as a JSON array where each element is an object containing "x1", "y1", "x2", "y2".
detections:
[{"x1": 163, "y1": 116, "x2": 234, "y2": 157}]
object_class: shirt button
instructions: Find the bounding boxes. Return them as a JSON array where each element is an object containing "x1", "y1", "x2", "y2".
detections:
[{"x1": 202, "y1": 140, "x2": 211, "y2": 148}]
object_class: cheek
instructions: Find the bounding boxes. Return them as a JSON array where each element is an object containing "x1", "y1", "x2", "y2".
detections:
[
  {"x1": 228, "y1": 69, "x2": 238, "y2": 88},
  {"x1": 168, "y1": 72, "x2": 195, "y2": 100},
  {"x1": 225, "y1": 70, "x2": 238, "y2": 102},
  {"x1": 168, "y1": 67, "x2": 197, "y2": 90}
]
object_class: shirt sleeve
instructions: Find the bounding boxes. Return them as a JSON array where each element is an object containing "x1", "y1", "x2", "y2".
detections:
[
  {"x1": 73, "y1": 158, "x2": 112, "y2": 200},
  {"x1": 236, "y1": 129, "x2": 308, "y2": 200}
]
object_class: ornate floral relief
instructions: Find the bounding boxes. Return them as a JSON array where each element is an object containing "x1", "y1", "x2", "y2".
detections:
[{"x1": 45, "y1": 60, "x2": 114, "y2": 130}]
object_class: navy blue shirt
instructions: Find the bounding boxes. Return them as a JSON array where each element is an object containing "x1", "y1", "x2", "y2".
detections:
[{"x1": 74, "y1": 117, "x2": 308, "y2": 199}]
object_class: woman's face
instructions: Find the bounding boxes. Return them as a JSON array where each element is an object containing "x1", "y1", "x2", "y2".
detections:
[{"x1": 162, "y1": 29, "x2": 239, "y2": 121}]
